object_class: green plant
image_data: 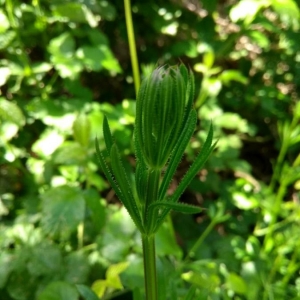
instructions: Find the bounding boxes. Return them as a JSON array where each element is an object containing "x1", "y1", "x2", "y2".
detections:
[
  {"x1": 1, "y1": 0, "x2": 300, "y2": 299},
  {"x1": 95, "y1": 64, "x2": 215, "y2": 299}
]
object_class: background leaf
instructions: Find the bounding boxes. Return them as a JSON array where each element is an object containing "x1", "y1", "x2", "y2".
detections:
[
  {"x1": 0, "y1": 98, "x2": 25, "y2": 127},
  {"x1": 38, "y1": 281, "x2": 79, "y2": 300},
  {"x1": 41, "y1": 185, "x2": 85, "y2": 237}
]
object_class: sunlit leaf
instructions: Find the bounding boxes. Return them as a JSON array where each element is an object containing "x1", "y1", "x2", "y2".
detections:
[
  {"x1": 106, "y1": 262, "x2": 129, "y2": 289},
  {"x1": 51, "y1": 3, "x2": 98, "y2": 27},
  {"x1": 0, "y1": 98, "x2": 25, "y2": 127},
  {"x1": 272, "y1": 0, "x2": 300, "y2": 29},
  {"x1": 73, "y1": 114, "x2": 91, "y2": 147},
  {"x1": 53, "y1": 142, "x2": 87, "y2": 165},
  {"x1": 0, "y1": 67, "x2": 10, "y2": 86},
  {"x1": 226, "y1": 272, "x2": 247, "y2": 295},
  {"x1": 229, "y1": 0, "x2": 267, "y2": 24}
]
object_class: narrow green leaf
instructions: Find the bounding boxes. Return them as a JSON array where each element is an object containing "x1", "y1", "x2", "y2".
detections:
[
  {"x1": 135, "y1": 159, "x2": 148, "y2": 205},
  {"x1": 184, "y1": 69, "x2": 195, "y2": 122},
  {"x1": 159, "y1": 109, "x2": 197, "y2": 201},
  {"x1": 156, "y1": 75, "x2": 172, "y2": 163},
  {"x1": 95, "y1": 137, "x2": 124, "y2": 204},
  {"x1": 154, "y1": 124, "x2": 216, "y2": 231},
  {"x1": 149, "y1": 201, "x2": 202, "y2": 214},
  {"x1": 110, "y1": 143, "x2": 143, "y2": 232},
  {"x1": 134, "y1": 82, "x2": 145, "y2": 162},
  {"x1": 102, "y1": 116, "x2": 113, "y2": 153},
  {"x1": 171, "y1": 123, "x2": 215, "y2": 204}
]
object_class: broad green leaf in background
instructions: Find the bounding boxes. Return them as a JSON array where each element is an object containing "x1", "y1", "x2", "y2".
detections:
[
  {"x1": 182, "y1": 267, "x2": 220, "y2": 291},
  {"x1": 226, "y1": 272, "x2": 247, "y2": 295},
  {"x1": 76, "y1": 46, "x2": 105, "y2": 72},
  {"x1": 271, "y1": 0, "x2": 300, "y2": 29},
  {"x1": 99, "y1": 45, "x2": 122, "y2": 73},
  {"x1": 99, "y1": 206, "x2": 136, "y2": 262},
  {"x1": 32, "y1": 129, "x2": 65, "y2": 157},
  {"x1": 83, "y1": 188, "x2": 106, "y2": 232},
  {"x1": 229, "y1": 0, "x2": 267, "y2": 24},
  {"x1": 92, "y1": 262, "x2": 129, "y2": 298},
  {"x1": 155, "y1": 221, "x2": 182, "y2": 259},
  {"x1": 97, "y1": 0, "x2": 117, "y2": 21},
  {"x1": 106, "y1": 262, "x2": 129, "y2": 289},
  {"x1": 53, "y1": 142, "x2": 87, "y2": 165},
  {"x1": 0, "y1": 67, "x2": 10, "y2": 86},
  {"x1": 248, "y1": 31, "x2": 271, "y2": 50},
  {"x1": 48, "y1": 33, "x2": 83, "y2": 78},
  {"x1": 121, "y1": 254, "x2": 144, "y2": 291},
  {"x1": 27, "y1": 242, "x2": 62, "y2": 277},
  {"x1": 0, "y1": 9, "x2": 9, "y2": 33},
  {"x1": 91, "y1": 280, "x2": 106, "y2": 299},
  {"x1": 51, "y1": 3, "x2": 99, "y2": 27},
  {"x1": 38, "y1": 281, "x2": 79, "y2": 300},
  {"x1": 0, "y1": 252, "x2": 13, "y2": 288},
  {"x1": 0, "y1": 30, "x2": 16, "y2": 50},
  {"x1": 41, "y1": 185, "x2": 85, "y2": 237},
  {"x1": 64, "y1": 252, "x2": 90, "y2": 284},
  {"x1": 76, "y1": 284, "x2": 100, "y2": 300},
  {"x1": 48, "y1": 32, "x2": 75, "y2": 58},
  {"x1": 76, "y1": 45, "x2": 122, "y2": 73},
  {"x1": 0, "y1": 98, "x2": 25, "y2": 127}
]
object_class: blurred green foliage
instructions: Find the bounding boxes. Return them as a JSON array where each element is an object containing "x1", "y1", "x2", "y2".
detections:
[{"x1": 0, "y1": 0, "x2": 300, "y2": 299}]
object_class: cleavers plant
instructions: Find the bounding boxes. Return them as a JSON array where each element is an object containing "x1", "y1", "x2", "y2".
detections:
[{"x1": 95, "y1": 64, "x2": 216, "y2": 299}]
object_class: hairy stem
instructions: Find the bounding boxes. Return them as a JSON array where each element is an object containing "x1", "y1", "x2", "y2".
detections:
[
  {"x1": 144, "y1": 169, "x2": 161, "y2": 234},
  {"x1": 142, "y1": 234, "x2": 158, "y2": 300}
]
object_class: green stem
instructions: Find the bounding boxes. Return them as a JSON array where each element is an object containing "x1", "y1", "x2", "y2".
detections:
[
  {"x1": 269, "y1": 107, "x2": 299, "y2": 192},
  {"x1": 142, "y1": 234, "x2": 158, "y2": 300},
  {"x1": 144, "y1": 169, "x2": 161, "y2": 234},
  {"x1": 263, "y1": 180, "x2": 288, "y2": 251},
  {"x1": 124, "y1": 0, "x2": 140, "y2": 96},
  {"x1": 184, "y1": 219, "x2": 216, "y2": 262},
  {"x1": 269, "y1": 138, "x2": 289, "y2": 192}
]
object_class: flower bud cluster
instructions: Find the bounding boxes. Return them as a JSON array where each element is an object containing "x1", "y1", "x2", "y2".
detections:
[{"x1": 135, "y1": 65, "x2": 194, "y2": 168}]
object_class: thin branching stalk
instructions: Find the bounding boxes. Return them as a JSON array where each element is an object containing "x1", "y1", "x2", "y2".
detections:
[
  {"x1": 124, "y1": 0, "x2": 140, "y2": 95},
  {"x1": 184, "y1": 219, "x2": 217, "y2": 262}
]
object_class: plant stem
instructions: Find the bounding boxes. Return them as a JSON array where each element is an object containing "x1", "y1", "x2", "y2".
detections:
[
  {"x1": 184, "y1": 219, "x2": 216, "y2": 262},
  {"x1": 142, "y1": 234, "x2": 158, "y2": 300},
  {"x1": 144, "y1": 169, "x2": 161, "y2": 233},
  {"x1": 77, "y1": 221, "x2": 84, "y2": 249},
  {"x1": 124, "y1": 0, "x2": 140, "y2": 96}
]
